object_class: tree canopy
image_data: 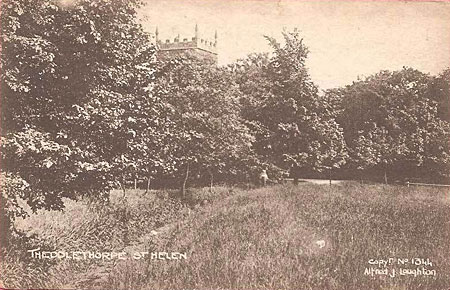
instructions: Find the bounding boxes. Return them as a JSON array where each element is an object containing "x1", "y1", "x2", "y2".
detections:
[
  {"x1": 233, "y1": 30, "x2": 348, "y2": 175},
  {"x1": 154, "y1": 56, "x2": 254, "y2": 193},
  {"x1": 333, "y1": 68, "x2": 450, "y2": 182},
  {"x1": 1, "y1": 0, "x2": 160, "y2": 214}
]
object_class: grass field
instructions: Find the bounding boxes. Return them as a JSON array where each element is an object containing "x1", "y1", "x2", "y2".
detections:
[{"x1": 4, "y1": 182, "x2": 450, "y2": 290}]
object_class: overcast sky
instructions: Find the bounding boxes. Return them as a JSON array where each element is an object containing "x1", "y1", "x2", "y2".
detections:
[{"x1": 139, "y1": 0, "x2": 450, "y2": 90}]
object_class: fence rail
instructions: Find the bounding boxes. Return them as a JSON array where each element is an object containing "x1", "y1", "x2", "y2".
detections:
[
  {"x1": 406, "y1": 182, "x2": 450, "y2": 188},
  {"x1": 282, "y1": 179, "x2": 450, "y2": 188}
]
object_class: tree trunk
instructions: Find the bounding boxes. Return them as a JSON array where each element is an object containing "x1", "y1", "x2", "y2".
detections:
[
  {"x1": 209, "y1": 170, "x2": 214, "y2": 193},
  {"x1": 145, "y1": 175, "x2": 151, "y2": 194},
  {"x1": 329, "y1": 171, "x2": 332, "y2": 186},
  {"x1": 181, "y1": 163, "x2": 190, "y2": 198},
  {"x1": 134, "y1": 178, "x2": 137, "y2": 190},
  {"x1": 384, "y1": 168, "x2": 388, "y2": 185},
  {"x1": 118, "y1": 179, "x2": 126, "y2": 198},
  {"x1": 118, "y1": 180, "x2": 124, "y2": 192}
]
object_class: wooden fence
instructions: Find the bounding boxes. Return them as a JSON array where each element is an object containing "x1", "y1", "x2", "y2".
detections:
[{"x1": 406, "y1": 181, "x2": 450, "y2": 188}]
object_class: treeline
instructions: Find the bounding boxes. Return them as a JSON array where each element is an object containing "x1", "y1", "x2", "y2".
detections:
[
  {"x1": 1, "y1": 0, "x2": 449, "y2": 229},
  {"x1": 231, "y1": 39, "x2": 449, "y2": 184}
]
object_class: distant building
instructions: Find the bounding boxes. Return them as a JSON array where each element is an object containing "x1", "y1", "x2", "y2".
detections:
[{"x1": 154, "y1": 25, "x2": 218, "y2": 63}]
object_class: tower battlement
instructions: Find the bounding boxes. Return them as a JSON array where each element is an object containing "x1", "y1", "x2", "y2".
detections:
[{"x1": 155, "y1": 25, "x2": 218, "y2": 63}]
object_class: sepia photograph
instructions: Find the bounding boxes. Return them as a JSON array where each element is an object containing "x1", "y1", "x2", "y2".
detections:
[{"x1": 1, "y1": 0, "x2": 449, "y2": 289}]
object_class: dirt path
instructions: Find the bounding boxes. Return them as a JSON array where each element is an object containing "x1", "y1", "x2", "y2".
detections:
[{"x1": 298, "y1": 178, "x2": 343, "y2": 185}]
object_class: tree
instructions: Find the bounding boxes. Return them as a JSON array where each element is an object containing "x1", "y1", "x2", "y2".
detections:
[
  {"x1": 428, "y1": 68, "x2": 450, "y2": 122},
  {"x1": 1, "y1": 0, "x2": 161, "y2": 216},
  {"x1": 153, "y1": 56, "x2": 254, "y2": 195},
  {"x1": 335, "y1": 68, "x2": 450, "y2": 183},
  {"x1": 233, "y1": 30, "x2": 348, "y2": 177}
]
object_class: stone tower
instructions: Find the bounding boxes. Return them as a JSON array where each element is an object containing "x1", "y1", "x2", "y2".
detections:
[{"x1": 155, "y1": 25, "x2": 218, "y2": 63}]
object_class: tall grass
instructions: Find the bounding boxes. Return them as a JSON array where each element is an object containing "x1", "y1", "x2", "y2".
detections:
[
  {"x1": 3, "y1": 183, "x2": 449, "y2": 290},
  {"x1": 3, "y1": 188, "x2": 193, "y2": 289},
  {"x1": 104, "y1": 183, "x2": 450, "y2": 290}
]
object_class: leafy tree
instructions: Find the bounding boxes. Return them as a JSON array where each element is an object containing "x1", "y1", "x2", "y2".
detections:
[
  {"x1": 154, "y1": 56, "x2": 254, "y2": 195},
  {"x1": 0, "y1": 0, "x2": 160, "y2": 216},
  {"x1": 233, "y1": 30, "x2": 348, "y2": 177},
  {"x1": 428, "y1": 68, "x2": 450, "y2": 122},
  {"x1": 335, "y1": 68, "x2": 450, "y2": 182}
]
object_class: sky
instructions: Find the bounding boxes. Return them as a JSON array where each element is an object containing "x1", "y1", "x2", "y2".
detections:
[{"x1": 139, "y1": 0, "x2": 450, "y2": 90}]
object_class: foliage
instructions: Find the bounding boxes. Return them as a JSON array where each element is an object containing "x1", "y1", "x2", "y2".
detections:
[
  {"x1": 334, "y1": 68, "x2": 450, "y2": 181},
  {"x1": 153, "y1": 56, "x2": 254, "y2": 190},
  {"x1": 428, "y1": 68, "x2": 450, "y2": 122},
  {"x1": 233, "y1": 30, "x2": 348, "y2": 174},
  {"x1": 0, "y1": 0, "x2": 160, "y2": 213}
]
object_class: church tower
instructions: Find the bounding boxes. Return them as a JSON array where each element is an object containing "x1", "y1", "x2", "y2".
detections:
[{"x1": 155, "y1": 25, "x2": 218, "y2": 63}]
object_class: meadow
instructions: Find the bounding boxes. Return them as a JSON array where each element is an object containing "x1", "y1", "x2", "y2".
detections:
[{"x1": 3, "y1": 182, "x2": 450, "y2": 290}]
